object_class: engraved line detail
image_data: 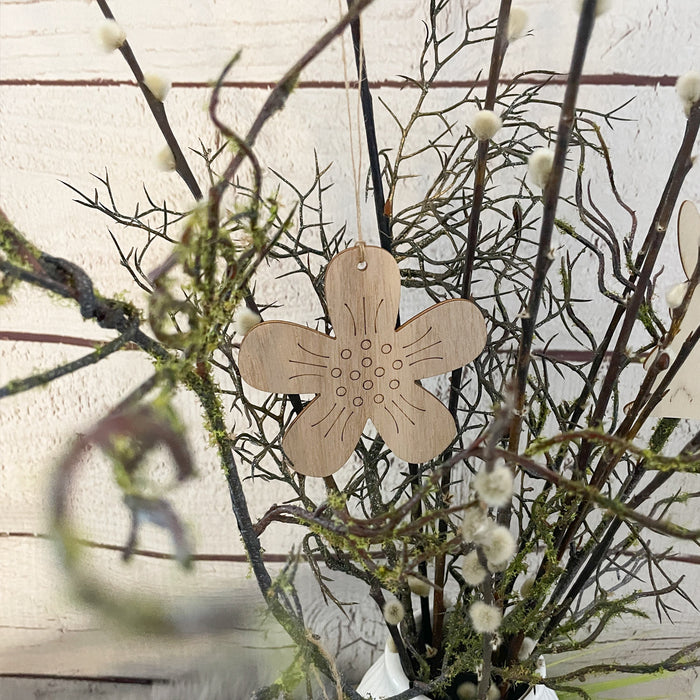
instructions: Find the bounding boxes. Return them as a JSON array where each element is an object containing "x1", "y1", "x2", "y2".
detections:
[
  {"x1": 297, "y1": 342, "x2": 330, "y2": 359},
  {"x1": 374, "y1": 298, "x2": 384, "y2": 333},
  {"x1": 324, "y1": 406, "x2": 346, "y2": 438},
  {"x1": 405, "y1": 340, "x2": 442, "y2": 358},
  {"x1": 340, "y1": 410, "x2": 355, "y2": 442},
  {"x1": 399, "y1": 393, "x2": 426, "y2": 412},
  {"x1": 344, "y1": 303, "x2": 357, "y2": 336},
  {"x1": 402, "y1": 326, "x2": 433, "y2": 349},
  {"x1": 289, "y1": 359, "x2": 327, "y2": 368},
  {"x1": 408, "y1": 356, "x2": 444, "y2": 367},
  {"x1": 362, "y1": 296, "x2": 367, "y2": 335},
  {"x1": 289, "y1": 373, "x2": 323, "y2": 380},
  {"x1": 392, "y1": 399, "x2": 416, "y2": 426},
  {"x1": 384, "y1": 405, "x2": 399, "y2": 433},
  {"x1": 311, "y1": 402, "x2": 337, "y2": 427}
]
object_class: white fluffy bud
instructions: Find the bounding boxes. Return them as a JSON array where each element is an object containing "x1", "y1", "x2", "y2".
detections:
[
  {"x1": 461, "y1": 505, "x2": 487, "y2": 542},
  {"x1": 666, "y1": 282, "x2": 688, "y2": 309},
  {"x1": 456, "y1": 682, "x2": 477, "y2": 700},
  {"x1": 143, "y1": 72, "x2": 172, "y2": 102},
  {"x1": 528, "y1": 148, "x2": 555, "y2": 189},
  {"x1": 155, "y1": 145, "x2": 176, "y2": 171},
  {"x1": 462, "y1": 550, "x2": 487, "y2": 586},
  {"x1": 470, "y1": 110, "x2": 502, "y2": 141},
  {"x1": 508, "y1": 7, "x2": 528, "y2": 40},
  {"x1": 407, "y1": 575, "x2": 431, "y2": 597},
  {"x1": 234, "y1": 307, "x2": 262, "y2": 336},
  {"x1": 95, "y1": 19, "x2": 126, "y2": 52},
  {"x1": 476, "y1": 524, "x2": 516, "y2": 566},
  {"x1": 473, "y1": 462, "x2": 514, "y2": 507},
  {"x1": 574, "y1": 0, "x2": 611, "y2": 16},
  {"x1": 469, "y1": 601, "x2": 502, "y2": 634},
  {"x1": 383, "y1": 599, "x2": 405, "y2": 626},
  {"x1": 676, "y1": 71, "x2": 700, "y2": 116}
]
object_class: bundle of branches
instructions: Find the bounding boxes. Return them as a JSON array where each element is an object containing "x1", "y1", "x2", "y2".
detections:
[{"x1": 1, "y1": 1, "x2": 699, "y2": 699}]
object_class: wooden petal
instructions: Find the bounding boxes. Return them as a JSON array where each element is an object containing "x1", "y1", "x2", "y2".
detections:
[
  {"x1": 394, "y1": 299, "x2": 487, "y2": 380},
  {"x1": 283, "y1": 395, "x2": 368, "y2": 477},
  {"x1": 678, "y1": 200, "x2": 700, "y2": 279},
  {"x1": 370, "y1": 380, "x2": 457, "y2": 463},
  {"x1": 650, "y1": 295, "x2": 700, "y2": 420},
  {"x1": 324, "y1": 245, "x2": 400, "y2": 340},
  {"x1": 238, "y1": 321, "x2": 336, "y2": 395}
]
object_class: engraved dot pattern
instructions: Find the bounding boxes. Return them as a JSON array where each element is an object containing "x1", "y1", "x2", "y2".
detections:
[{"x1": 321, "y1": 332, "x2": 420, "y2": 434}]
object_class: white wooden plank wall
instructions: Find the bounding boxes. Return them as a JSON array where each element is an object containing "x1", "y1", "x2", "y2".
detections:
[{"x1": 1, "y1": 1, "x2": 699, "y2": 697}]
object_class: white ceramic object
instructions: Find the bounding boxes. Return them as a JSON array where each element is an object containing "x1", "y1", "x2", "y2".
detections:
[
  {"x1": 356, "y1": 640, "x2": 430, "y2": 700},
  {"x1": 521, "y1": 656, "x2": 559, "y2": 700},
  {"x1": 357, "y1": 647, "x2": 558, "y2": 700}
]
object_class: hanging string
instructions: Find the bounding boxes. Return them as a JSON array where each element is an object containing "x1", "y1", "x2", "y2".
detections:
[{"x1": 338, "y1": 0, "x2": 366, "y2": 262}]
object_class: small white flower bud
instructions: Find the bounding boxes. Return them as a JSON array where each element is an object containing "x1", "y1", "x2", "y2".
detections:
[
  {"x1": 528, "y1": 148, "x2": 555, "y2": 189},
  {"x1": 508, "y1": 7, "x2": 528, "y2": 40},
  {"x1": 457, "y1": 682, "x2": 477, "y2": 700},
  {"x1": 383, "y1": 599, "x2": 405, "y2": 626},
  {"x1": 676, "y1": 71, "x2": 700, "y2": 116},
  {"x1": 473, "y1": 461, "x2": 514, "y2": 507},
  {"x1": 462, "y1": 550, "x2": 487, "y2": 586},
  {"x1": 155, "y1": 145, "x2": 176, "y2": 171},
  {"x1": 536, "y1": 655, "x2": 547, "y2": 677},
  {"x1": 407, "y1": 575, "x2": 431, "y2": 597},
  {"x1": 666, "y1": 282, "x2": 688, "y2": 309},
  {"x1": 461, "y1": 505, "x2": 487, "y2": 542},
  {"x1": 144, "y1": 72, "x2": 172, "y2": 102},
  {"x1": 469, "y1": 600, "x2": 502, "y2": 634},
  {"x1": 95, "y1": 19, "x2": 126, "y2": 52},
  {"x1": 518, "y1": 636, "x2": 537, "y2": 660},
  {"x1": 475, "y1": 524, "x2": 516, "y2": 566},
  {"x1": 574, "y1": 0, "x2": 611, "y2": 16},
  {"x1": 470, "y1": 110, "x2": 502, "y2": 141},
  {"x1": 234, "y1": 307, "x2": 262, "y2": 336}
]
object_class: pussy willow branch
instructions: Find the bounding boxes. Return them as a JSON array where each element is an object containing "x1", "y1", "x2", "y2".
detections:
[
  {"x1": 508, "y1": 0, "x2": 598, "y2": 454},
  {"x1": 93, "y1": 0, "x2": 202, "y2": 200},
  {"x1": 552, "y1": 103, "x2": 700, "y2": 560},
  {"x1": 434, "y1": 0, "x2": 513, "y2": 652}
]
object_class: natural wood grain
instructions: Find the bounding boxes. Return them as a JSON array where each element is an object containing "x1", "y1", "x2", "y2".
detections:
[
  {"x1": 678, "y1": 200, "x2": 700, "y2": 280},
  {"x1": 239, "y1": 245, "x2": 486, "y2": 476},
  {"x1": 652, "y1": 201, "x2": 700, "y2": 419}
]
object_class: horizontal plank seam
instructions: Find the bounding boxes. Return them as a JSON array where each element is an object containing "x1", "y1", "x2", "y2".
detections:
[
  {"x1": 0, "y1": 74, "x2": 681, "y2": 89},
  {"x1": 0, "y1": 531, "x2": 291, "y2": 562},
  {"x1": 0, "y1": 331, "x2": 613, "y2": 362},
  {"x1": 0, "y1": 672, "x2": 167, "y2": 685}
]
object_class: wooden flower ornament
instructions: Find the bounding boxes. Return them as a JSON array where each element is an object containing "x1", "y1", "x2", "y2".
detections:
[
  {"x1": 239, "y1": 245, "x2": 487, "y2": 477},
  {"x1": 650, "y1": 201, "x2": 700, "y2": 419}
]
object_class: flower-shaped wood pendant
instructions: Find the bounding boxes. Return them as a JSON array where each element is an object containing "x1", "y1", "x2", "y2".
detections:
[
  {"x1": 239, "y1": 245, "x2": 487, "y2": 477},
  {"x1": 650, "y1": 200, "x2": 700, "y2": 419}
]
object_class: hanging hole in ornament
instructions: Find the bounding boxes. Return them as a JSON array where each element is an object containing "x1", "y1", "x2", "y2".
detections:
[{"x1": 357, "y1": 260, "x2": 368, "y2": 271}]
